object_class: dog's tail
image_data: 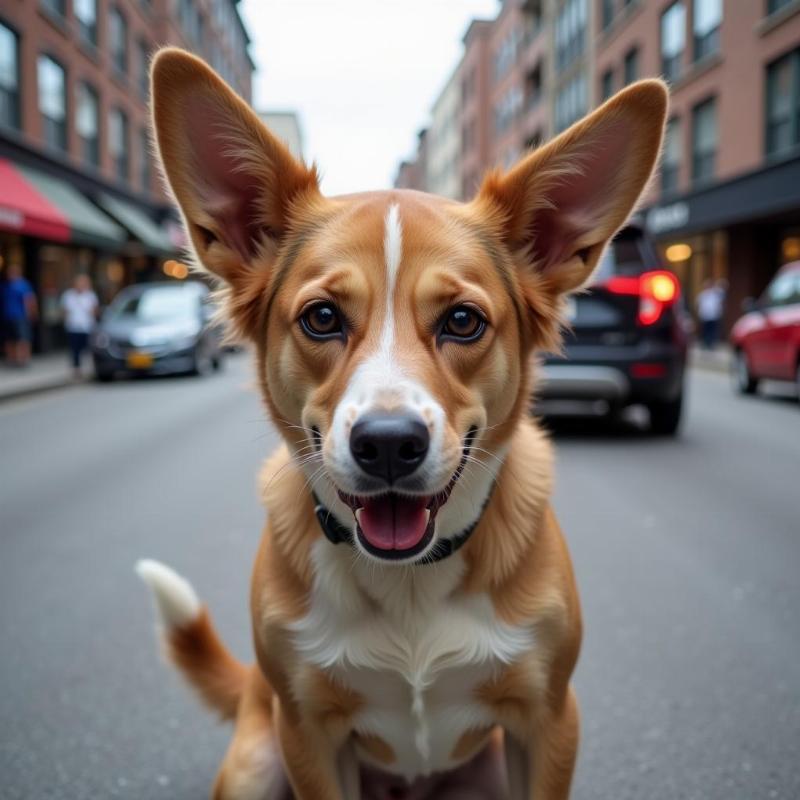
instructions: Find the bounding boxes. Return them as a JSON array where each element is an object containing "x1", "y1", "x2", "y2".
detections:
[{"x1": 135, "y1": 559, "x2": 247, "y2": 721}]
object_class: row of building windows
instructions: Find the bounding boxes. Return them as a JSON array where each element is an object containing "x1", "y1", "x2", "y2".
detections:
[
  {"x1": 661, "y1": 47, "x2": 800, "y2": 195},
  {"x1": 659, "y1": 0, "x2": 721, "y2": 83},
  {"x1": 180, "y1": 0, "x2": 247, "y2": 94},
  {"x1": 0, "y1": 22, "x2": 150, "y2": 192},
  {"x1": 555, "y1": 0, "x2": 588, "y2": 72}
]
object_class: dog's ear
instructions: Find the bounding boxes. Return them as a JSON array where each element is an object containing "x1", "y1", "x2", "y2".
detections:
[
  {"x1": 476, "y1": 79, "x2": 667, "y2": 297},
  {"x1": 151, "y1": 48, "x2": 320, "y2": 288}
]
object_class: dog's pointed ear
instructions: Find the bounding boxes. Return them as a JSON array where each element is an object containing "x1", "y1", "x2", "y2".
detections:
[
  {"x1": 151, "y1": 48, "x2": 320, "y2": 288},
  {"x1": 475, "y1": 79, "x2": 667, "y2": 297}
]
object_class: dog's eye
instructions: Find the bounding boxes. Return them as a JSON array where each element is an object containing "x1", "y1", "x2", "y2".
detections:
[
  {"x1": 441, "y1": 306, "x2": 486, "y2": 343},
  {"x1": 300, "y1": 303, "x2": 344, "y2": 341}
]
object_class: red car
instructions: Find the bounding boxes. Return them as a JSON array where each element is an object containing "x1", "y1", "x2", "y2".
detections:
[{"x1": 730, "y1": 261, "x2": 800, "y2": 399}]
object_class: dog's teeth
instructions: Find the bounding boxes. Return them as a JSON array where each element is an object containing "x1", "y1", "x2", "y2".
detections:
[
  {"x1": 423, "y1": 509, "x2": 431, "y2": 527},
  {"x1": 355, "y1": 508, "x2": 363, "y2": 526}
]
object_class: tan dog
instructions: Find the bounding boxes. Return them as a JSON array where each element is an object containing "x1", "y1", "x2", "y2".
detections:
[{"x1": 136, "y1": 49, "x2": 666, "y2": 800}]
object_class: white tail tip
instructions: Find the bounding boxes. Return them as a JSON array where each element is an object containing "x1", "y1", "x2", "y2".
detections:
[{"x1": 135, "y1": 559, "x2": 201, "y2": 629}]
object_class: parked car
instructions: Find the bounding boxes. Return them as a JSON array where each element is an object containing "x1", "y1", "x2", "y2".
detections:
[
  {"x1": 730, "y1": 260, "x2": 800, "y2": 400},
  {"x1": 539, "y1": 222, "x2": 689, "y2": 434},
  {"x1": 91, "y1": 281, "x2": 223, "y2": 381}
]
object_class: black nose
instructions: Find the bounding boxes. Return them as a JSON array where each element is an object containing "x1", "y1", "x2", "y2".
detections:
[{"x1": 350, "y1": 412, "x2": 430, "y2": 483}]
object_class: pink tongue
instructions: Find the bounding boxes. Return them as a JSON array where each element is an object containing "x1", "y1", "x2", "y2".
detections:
[{"x1": 358, "y1": 495, "x2": 430, "y2": 551}]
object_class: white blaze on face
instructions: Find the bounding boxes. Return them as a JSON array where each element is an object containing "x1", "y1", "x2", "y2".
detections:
[{"x1": 325, "y1": 203, "x2": 448, "y2": 494}]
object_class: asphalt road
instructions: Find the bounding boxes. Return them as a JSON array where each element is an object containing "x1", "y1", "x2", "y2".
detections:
[{"x1": 0, "y1": 354, "x2": 797, "y2": 799}]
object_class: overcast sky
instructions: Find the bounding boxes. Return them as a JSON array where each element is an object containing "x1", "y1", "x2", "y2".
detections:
[{"x1": 239, "y1": 0, "x2": 500, "y2": 196}]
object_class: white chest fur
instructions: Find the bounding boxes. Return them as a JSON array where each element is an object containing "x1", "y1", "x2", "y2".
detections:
[{"x1": 288, "y1": 542, "x2": 533, "y2": 780}]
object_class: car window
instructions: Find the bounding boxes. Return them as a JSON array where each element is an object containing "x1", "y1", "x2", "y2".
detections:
[
  {"x1": 110, "y1": 287, "x2": 201, "y2": 321},
  {"x1": 592, "y1": 229, "x2": 655, "y2": 283},
  {"x1": 764, "y1": 272, "x2": 799, "y2": 308}
]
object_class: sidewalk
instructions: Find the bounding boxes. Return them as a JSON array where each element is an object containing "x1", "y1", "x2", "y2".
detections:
[
  {"x1": 689, "y1": 343, "x2": 733, "y2": 374},
  {"x1": 0, "y1": 354, "x2": 85, "y2": 402}
]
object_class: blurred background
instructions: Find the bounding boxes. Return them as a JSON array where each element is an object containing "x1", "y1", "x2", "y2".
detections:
[{"x1": 0, "y1": 1, "x2": 799, "y2": 799}]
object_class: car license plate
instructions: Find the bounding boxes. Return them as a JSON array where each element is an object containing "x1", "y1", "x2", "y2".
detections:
[
  {"x1": 564, "y1": 296, "x2": 578, "y2": 322},
  {"x1": 126, "y1": 351, "x2": 154, "y2": 369}
]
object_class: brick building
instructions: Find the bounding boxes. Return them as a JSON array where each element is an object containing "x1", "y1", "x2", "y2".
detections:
[
  {"x1": 0, "y1": 0, "x2": 253, "y2": 351},
  {"x1": 395, "y1": 0, "x2": 800, "y2": 330}
]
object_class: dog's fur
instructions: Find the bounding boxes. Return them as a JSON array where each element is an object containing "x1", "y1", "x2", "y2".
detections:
[{"x1": 137, "y1": 49, "x2": 667, "y2": 800}]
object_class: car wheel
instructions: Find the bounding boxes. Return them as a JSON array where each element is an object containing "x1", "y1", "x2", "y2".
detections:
[
  {"x1": 94, "y1": 368, "x2": 113, "y2": 383},
  {"x1": 648, "y1": 394, "x2": 683, "y2": 436},
  {"x1": 191, "y1": 345, "x2": 213, "y2": 376},
  {"x1": 733, "y1": 350, "x2": 758, "y2": 395},
  {"x1": 212, "y1": 352, "x2": 224, "y2": 372}
]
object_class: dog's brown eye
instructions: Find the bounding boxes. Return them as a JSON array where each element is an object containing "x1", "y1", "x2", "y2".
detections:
[
  {"x1": 300, "y1": 303, "x2": 344, "y2": 341},
  {"x1": 441, "y1": 306, "x2": 485, "y2": 343}
]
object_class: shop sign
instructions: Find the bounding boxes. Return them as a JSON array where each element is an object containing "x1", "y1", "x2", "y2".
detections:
[{"x1": 646, "y1": 202, "x2": 690, "y2": 234}]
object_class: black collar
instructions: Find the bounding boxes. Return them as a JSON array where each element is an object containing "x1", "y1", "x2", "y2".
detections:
[{"x1": 312, "y1": 491, "x2": 491, "y2": 565}]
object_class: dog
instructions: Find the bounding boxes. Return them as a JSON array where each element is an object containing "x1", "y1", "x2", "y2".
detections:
[{"x1": 136, "y1": 48, "x2": 666, "y2": 800}]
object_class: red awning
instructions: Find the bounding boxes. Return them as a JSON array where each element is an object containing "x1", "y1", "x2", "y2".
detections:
[{"x1": 0, "y1": 158, "x2": 70, "y2": 242}]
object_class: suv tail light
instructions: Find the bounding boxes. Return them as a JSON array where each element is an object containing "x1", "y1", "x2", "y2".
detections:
[{"x1": 604, "y1": 270, "x2": 680, "y2": 325}]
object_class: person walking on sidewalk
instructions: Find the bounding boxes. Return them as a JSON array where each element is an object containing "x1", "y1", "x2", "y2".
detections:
[
  {"x1": 1, "y1": 263, "x2": 38, "y2": 367},
  {"x1": 696, "y1": 279, "x2": 725, "y2": 350},
  {"x1": 61, "y1": 275, "x2": 98, "y2": 379}
]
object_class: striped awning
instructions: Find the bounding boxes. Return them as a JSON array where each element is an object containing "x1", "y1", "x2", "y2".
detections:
[{"x1": 0, "y1": 159, "x2": 127, "y2": 249}]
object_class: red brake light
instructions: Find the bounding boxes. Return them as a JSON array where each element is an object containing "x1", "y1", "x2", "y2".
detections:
[{"x1": 604, "y1": 270, "x2": 680, "y2": 325}]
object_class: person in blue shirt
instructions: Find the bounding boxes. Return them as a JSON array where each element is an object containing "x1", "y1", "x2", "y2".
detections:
[{"x1": 1, "y1": 263, "x2": 38, "y2": 367}]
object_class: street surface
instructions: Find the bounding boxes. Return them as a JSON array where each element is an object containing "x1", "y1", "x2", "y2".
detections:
[{"x1": 1, "y1": 354, "x2": 798, "y2": 799}]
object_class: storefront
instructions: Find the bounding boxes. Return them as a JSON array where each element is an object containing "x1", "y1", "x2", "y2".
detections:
[
  {"x1": 0, "y1": 157, "x2": 175, "y2": 353},
  {"x1": 644, "y1": 153, "x2": 800, "y2": 335}
]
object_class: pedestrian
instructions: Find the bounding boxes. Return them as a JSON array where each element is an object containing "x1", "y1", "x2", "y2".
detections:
[
  {"x1": 696, "y1": 278, "x2": 724, "y2": 350},
  {"x1": 61, "y1": 274, "x2": 98, "y2": 379},
  {"x1": 1, "y1": 263, "x2": 38, "y2": 367}
]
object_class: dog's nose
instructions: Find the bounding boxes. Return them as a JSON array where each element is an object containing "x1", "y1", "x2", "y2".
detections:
[{"x1": 350, "y1": 412, "x2": 429, "y2": 483}]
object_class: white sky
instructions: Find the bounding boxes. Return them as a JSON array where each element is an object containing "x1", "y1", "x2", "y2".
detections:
[{"x1": 239, "y1": 0, "x2": 500, "y2": 196}]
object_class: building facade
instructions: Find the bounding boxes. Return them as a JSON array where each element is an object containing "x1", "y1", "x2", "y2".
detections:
[
  {"x1": 396, "y1": 0, "x2": 800, "y2": 333},
  {"x1": 426, "y1": 68, "x2": 462, "y2": 200},
  {"x1": 259, "y1": 111, "x2": 304, "y2": 161},
  {"x1": 0, "y1": 0, "x2": 253, "y2": 351}
]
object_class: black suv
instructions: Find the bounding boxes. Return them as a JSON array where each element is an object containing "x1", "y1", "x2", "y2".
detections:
[{"x1": 539, "y1": 222, "x2": 688, "y2": 435}]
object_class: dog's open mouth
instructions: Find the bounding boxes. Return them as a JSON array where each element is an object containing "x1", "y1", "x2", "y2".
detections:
[{"x1": 337, "y1": 428, "x2": 475, "y2": 560}]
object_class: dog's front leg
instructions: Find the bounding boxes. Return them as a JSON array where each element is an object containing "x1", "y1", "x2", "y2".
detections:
[
  {"x1": 337, "y1": 739, "x2": 361, "y2": 800},
  {"x1": 274, "y1": 697, "x2": 355, "y2": 800},
  {"x1": 504, "y1": 685, "x2": 580, "y2": 800}
]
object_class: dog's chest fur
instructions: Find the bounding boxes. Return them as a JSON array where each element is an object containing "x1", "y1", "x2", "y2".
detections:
[{"x1": 289, "y1": 541, "x2": 533, "y2": 780}]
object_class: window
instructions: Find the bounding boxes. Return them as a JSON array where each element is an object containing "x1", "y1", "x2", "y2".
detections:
[
  {"x1": 692, "y1": 98, "x2": 717, "y2": 183},
  {"x1": 601, "y1": 68, "x2": 614, "y2": 100},
  {"x1": 137, "y1": 39, "x2": 150, "y2": 97},
  {"x1": 0, "y1": 22, "x2": 20, "y2": 130},
  {"x1": 766, "y1": 49, "x2": 800, "y2": 157},
  {"x1": 555, "y1": 0, "x2": 587, "y2": 72},
  {"x1": 109, "y1": 107, "x2": 129, "y2": 181},
  {"x1": 555, "y1": 71, "x2": 587, "y2": 131},
  {"x1": 40, "y1": 0, "x2": 66, "y2": 20},
  {"x1": 624, "y1": 47, "x2": 639, "y2": 85},
  {"x1": 76, "y1": 82, "x2": 99, "y2": 166},
  {"x1": 767, "y1": 0, "x2": 793, "y2": 14},
  {"x1": 693, "y1": 0, "x2": 721, "y2": 62},
  {"x1": 494, "y1": 85, "x2": 523, "y2": 134},
  {"x1": 661, "y1": 3, "x2": 685, "y2": 83},
  {"x1": 601, "y1": 0, "x2": 614, "y2": 31},
  {"x1": 109, "y1": 8, "x2": 128, "y2": 75},
  {"x1": 139, "y1": 127, "x2": 151, "y2": 192},
  {"x1": 662, "y1": 117, "x2": 681, "y2": 194},
  {"x1": 766, "y1": 271, "x2": 800, "y2": 307},
  {"x1": 38, "y1": 55, "x2": 67, "y2": 151},
  {"x1": 74, "y1": 0, "x2": 97, "y2": 46},
  {"x1": 525, "y1": 64, "x2": 543, "y2": 110},
  {"x1": 494, "y1": 29, "x2": 519, "y2": 81}
]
